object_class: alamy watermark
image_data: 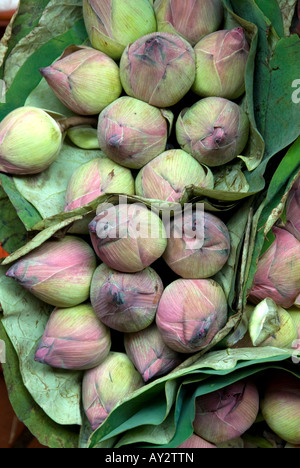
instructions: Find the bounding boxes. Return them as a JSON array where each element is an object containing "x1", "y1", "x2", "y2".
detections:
[
  {"x1": 0, "y1": 340, "x2": 5, "y2": 364},
  {"x1": 0, "y1": 79, "x2": 6, "y2": 104},
  {"x1": 292, "y1": 79, "x2": 300, "y2": 104}
]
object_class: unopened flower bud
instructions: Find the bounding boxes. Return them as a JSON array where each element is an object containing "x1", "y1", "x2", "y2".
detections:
[
  {"x1": 6, "y1": 236, "x2": 97, "y2": 308},
  {"x1": 0, "y1": 107, "x2": 62, "y2": 175},
  {"x1": 35, "y1": 304, "x2": 111, "y2": 370}
]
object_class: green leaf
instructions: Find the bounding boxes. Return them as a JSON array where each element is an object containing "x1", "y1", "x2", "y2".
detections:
[{"x1": 0, "y1": 189, "x2": 28, "y2": 254}]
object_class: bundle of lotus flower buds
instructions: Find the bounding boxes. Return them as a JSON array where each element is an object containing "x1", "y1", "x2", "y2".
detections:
[{"x1": 1, "y1": 0, "x2": 300, "y2": 449}]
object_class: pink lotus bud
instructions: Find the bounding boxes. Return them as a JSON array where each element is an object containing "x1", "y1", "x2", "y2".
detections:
[
  {"x1": 135, "y1": 149, "x2": 214, "y2": 202},
  {"x1": 89, "y1": 204, "x2": 167, "y2": 273},
  {"x1": 90, "y1": 264, "x2": 164, "y2": 333},
  {"x1": 248, "y1": 227, "x2": 300, "y2": 309},
  {"x1": 6, "y1": 236, "x2": 97, "y2": 308},
  {"x1": 177, "y1": 434, "x2": 217, "y2": 449},
  {"x1": 193, "y1": 379, "x2": 260, "y2": 444},
  {"x1": 64, "y1": 158, "x2": 135, "y2": 212},
  {"x1": 192, "y1": 28, "x2": 250, "y2": 100},
  {"x1": 0, "y1": 106, "x2": 62, "y2": 175},
  {"x1": 120, "y1": 32, "x2": 196, "y2": 108},
  {"x1": 124, "y1": 323, "x2": 182, "y2": 382},
  {"x1": 35, "y1": 304, "x2": 111, "y2": 371},
  {"x1": 285, "y1": 174, "x2": 300, "y2": 241},
  {"x1": 82, "y1": 352, "x2": 144, "y2": 430},
  {"x1": 261, "y1": 371, "x2": 300, "y2": 445},
  {"x1": 156, "y1": 279, "x2": 228, "y2": 353},
  {"x1": 82, "y1": 0, "x2": 157, "y2": 60},
  {"x1": 154, "y1": 0, "x2": 223, "y2": 46},
  {"x1": 176, "y1": 97, "x2": 250, "y2": 167},
  {"x1": 163, "y1": 210, "x2": 230, "y2": 279},
  {"x1": 40, "y1": 46, "x2": 122, "y2": 116},
  {"x1": 97, "y1": 96, "x2": 173, "y2": 169}
]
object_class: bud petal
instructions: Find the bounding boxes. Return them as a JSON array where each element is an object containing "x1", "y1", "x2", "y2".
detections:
[
  {"x1": 6, "y1": 236, "x2": 97, "y2": 308},
  {"x1": 35, "y1": 304, "x2": 111, "y2": 370},
  {"x1": 156, "y1": 279, "x2": 228, "y2": 353},
  {"x1": 82, "y1": 352, "x2": 144, "y2": 430},
  {"x1": 0, "y1": 107, "x2": 62, "y2": 175},
  {"x1": 91, "y1": 264, "x2": 164, "y2": 333}
]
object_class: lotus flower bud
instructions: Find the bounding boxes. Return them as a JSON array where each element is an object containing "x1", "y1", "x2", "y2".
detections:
[
  {"x1": 82, "y1": 0, "x2": 157, "y2": 60},
  {"x1": 248, "y1": 227, "x2": 300, "y2": 309},
  {"x1": 64, "y1": 158, "x2": 135, "y2": 212},
  {"x1": 285, "y1": 174, "x2": 300, "y2": 241},
  {"x1": 163, "y1": 210, "x2": 230, "y2": 279},
  {"x1": 0, "y1": 106, "x2": 62, "y2": 175},
  {"x1": 295, "y1": 294, "x2": 300, "y2": 308},
  {"x1": 193, "y1": 379, "x2": 260, "y2": 444},
  {"x1": 90, "y1": 264, "x2": 164, "y2": 333},
  {"x1": 177, "y1": 434, "x2": 217, "y2": 449},
  {"x1": 6, "y1": 236, "x2": 97, "y2": 308},
  {"x1": 124, "y1": 323, "x2": 182, "y2": 381},
  {"x1": 40, "y1": 47, "x2": 122, "y2": 116},
  {"x1": 248, "y1": 298, "x2": 298, "y2": 348},
  {"x1": 261, "y1": 371, "x2": 300, "y2": 445},
  {"x1": 82, "y1": 352, "x2": 144, "y2": 430},
  {"x1": 192, "y1": 28, "x2": 250, "y2": 100},
  {"x1": 97, "y1": 97, "x2": 173, "y2": 169},
  {"x1": 67, "y1": 126, "x2": 100, "y2": 150},
  {"x1": 289, "y1": 307, "x2": 300, "y2": 341},
  {"x1": 89, "y1": 204, "x2": 167, "y2": 273},
  {"x1": 176, "y1": 97, "x2": 250, "y2": 167},
  {"x1": 35, "y1": 304, "x2": 111, "y2": 371},
  {"x1": 120, "y1": 32, "x2": 196, "y2": 108},
  {"x1": 154, "y1": 0, "x2": 223, "y2": 46},
  {"x1": 156, "y1": 279, "x2": 228, "y2": 353},
  {"x1": 135, "y1": 149, "x2": 214, "y2": 203}
]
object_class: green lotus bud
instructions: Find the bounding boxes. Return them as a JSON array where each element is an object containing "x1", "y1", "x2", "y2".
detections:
[
  {"x1": 97, "y1": 96, "x2": 173, "y2": 169},
  {"x1": 35, "y1": 304, "x2": 111, "y2": 371},
  {"x1": 192, "y1": 28, "x2": 250, "y2": 100},
  {"x1": 40, "y1": 46, "x2": 122, "y2": 116},
  {"x1": 64, "y1": 158, "x2": 135, "y2": 212},
  {"x1": 193, "y1": 379, "x2": 260, "y2": 445},
  {"x1": 124, "y1": 323, "x2": 182, "y2": 381},
  {"x1": 120, "y1": 32, "x2": 196, "y2": 108},
  {"x1": 82, "y1": 352, "x2": 144, "y2": 430},
  {"x1": 82, "y1": 0, "x2": 157, "y2": 60},
  {"x1": 135, "y1": 149, "x2": 214, "y2": 202},
  {"x1": 6, "y1": 236, "x2": 97, "y2": 308},
  {"x1": 163, "y1": 210, "x2": 231, "y2": 279},
  {"x1": 289, "y1": 307, "x2": 300, "y2": 340},
  {"x1": 156, "y1": 279, "x2": 228, "y2": 353},
  {"x1": 176, "y1": 97, "x2": 250, "y2": 167},
  {"x1": 89, "y1": 203, "x2": 167, "y2": 273},
  {"x1": 0, "y1": 106, "x2": 62, "y2": 175},
  {"x1": 90, "y1": 264, "x2": 163, "y2": 333},
  {"x1": 261, "y1": 371, "x2": 300, "y2": 445},
  {"x1": 154, "y1": 0, "x2": 223, "y2": 46},
  {"x1": 67, "y1": 126, "x2": 100, "y2": 150}
]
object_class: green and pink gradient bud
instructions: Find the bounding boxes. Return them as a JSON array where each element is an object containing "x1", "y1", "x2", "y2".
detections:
[
  {"x1": 82, "y1": 0, "x2": 157, "y2": 60},
  {"x1": 163, "y1": 210, "x2": 230, "y2": 279},
  {"x1": 192, "y1": 28, "x2": 250, "y2": 100},
  {"x1": 0, "y1": 106, "x2": 62, "y2": 175},
  {"x1": 97, "y1": 96, "x2": 173, "y2": 169},
  {"x1": 35, "y1": 304, "x2": 111, "y2": 371},
  {"x1": 156, "y1": 279, "x2": 228, "y2": 353},
  {"x1": 90, "y1": 264, "x2": 164, "y2": 333},
  {"x1": 154, "y1": 0, "x2": 223, "y2": 46},
  {"x1": 120, "y1": 32, "x2": 196, "y2": 108},
  {"x1": 89, "y1": 203, "x2": 167, "y2": 273},
  {"x1": 40, "y1": 46, "x2": 122, "y2": 116},
  {"x1": 82, "y1": 352, "x2": 144, "y2": 430},
  {"x1": 6, "y1": 236, "x2": 97, "y2": 308},
  {"x1": 177, "y1": 434, "x2": 217, "y2": 449},
  {"x1": 135, "y1": 149, "x2": 214, "y2": 203},
  {"x1": 193, "y1": 379, "x2": 260, "y2": 444},
  {"x1": 176, "y1": 97, "x2": 250, "y2": 167},
  {"x1": 248, "y1": 227, "x2": 300, "y2": 309},
  {"x1": 285, "y1": 174, "x2": 300, "y2": 241},
  {"x1": 260, "y1": 371, "x2": 300, "y2": 445},
  {"x1": 64, "y1": 157, "x2": 135, "y2": 212},
  {"x1": 124, "y1": 323, "x2": 182, "y2": 382}
]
